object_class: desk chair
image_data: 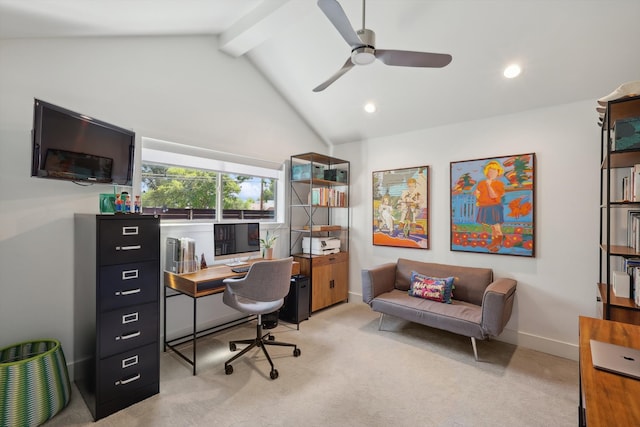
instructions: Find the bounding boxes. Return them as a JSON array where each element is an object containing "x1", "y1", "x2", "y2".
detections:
[{"x1": 222, "y1": 257, "x2": 301, "y2": 379}]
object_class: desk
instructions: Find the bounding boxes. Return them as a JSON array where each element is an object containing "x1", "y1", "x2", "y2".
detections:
[
  {"x1": 164, "y1": 259, "x2": 300, "y2": 375},
  {"x1": 579, "y1": 316, "x2": 640, "y2": 426}
]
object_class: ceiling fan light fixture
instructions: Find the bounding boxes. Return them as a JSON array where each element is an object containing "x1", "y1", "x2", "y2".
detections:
[
  {"x1": 351, "y1": 46, "x2": 376, "y2": 65},
  {"x1": 364, "y1": 102, "x2": 377, "y2": 113},
  {"x1": 503, "y1": 64, "x2": 522, "y2": 79}
]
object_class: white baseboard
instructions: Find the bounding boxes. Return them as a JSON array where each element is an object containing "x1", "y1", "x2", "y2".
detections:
[{"x1": 495, "y1": 328, "x2": 578, "y2": 361}]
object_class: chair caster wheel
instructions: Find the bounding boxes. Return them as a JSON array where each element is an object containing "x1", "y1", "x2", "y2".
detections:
[
  {"x1": 225, "y1": 365, "x2": 233, "y2": 375},
  {"x1": 270, "y1": 369, "x2": 279, "y2": 380},
  {"x1": 268, "y1": 335, "x2": 275, "y2": 341},
  {"x1": 293, "y1": 348, "x2": 301, "y2": 357},
  {"x1": 229, "y1": 343, "x2": 236, "y2": 351}
]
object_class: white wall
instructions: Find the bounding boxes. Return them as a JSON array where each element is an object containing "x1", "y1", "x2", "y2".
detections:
[
  {"x1": 334, "y1": 99, "x2": 600, "y2": 360},
  {"x1": 0, "y1": 36, "x2": 327, "y2": 367},
  {"x1": 0, "y1": 34, "x2": 600, "y2": 367}
]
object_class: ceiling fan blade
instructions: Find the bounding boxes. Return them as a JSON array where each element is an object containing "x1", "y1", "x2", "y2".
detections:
[
  {"x1": 317, "y1": 0, "x2": 363, "y2": 49},
  {"x1": 313, "y1": 57, "x2": 355, "y2": 92},
  {"x1": 375, "y1": 49, "x2": 452, "y2": 68}
]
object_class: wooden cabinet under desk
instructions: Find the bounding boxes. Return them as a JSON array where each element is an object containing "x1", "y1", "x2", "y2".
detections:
[
  {"x1": 579, "y1": 316, "x2": 640, "y2": 426},
  {"x1": 294, "y1": 252, "x2": 348, "y2": 312}
]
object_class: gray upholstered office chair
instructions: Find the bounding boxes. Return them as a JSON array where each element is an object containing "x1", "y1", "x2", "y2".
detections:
[{"x1": 222, "y1": 257, "x2": 301, "y2": 379}]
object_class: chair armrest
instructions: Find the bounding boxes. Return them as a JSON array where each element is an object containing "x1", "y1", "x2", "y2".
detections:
[
  {"x1": 222, "y1": 276, "x2": 246, "y2": 294},
  {"x1": 481, "y1": 278, "x2": 517, "y2": 336},
  {"x1": 361, "y1": 263, "x2": 397, "y2": 304}
]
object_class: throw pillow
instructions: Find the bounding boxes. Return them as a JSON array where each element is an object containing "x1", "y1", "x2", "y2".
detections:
[{"x1": 408, "y1": 272, "x2": 455, "y2": 303}]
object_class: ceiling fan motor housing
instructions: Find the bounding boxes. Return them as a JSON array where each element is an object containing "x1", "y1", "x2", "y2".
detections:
[{"x1": 351, "y1": 29, "x2": 376, "y2": 65}]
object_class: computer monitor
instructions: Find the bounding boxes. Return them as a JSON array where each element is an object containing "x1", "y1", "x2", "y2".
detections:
[{"x1": 213, "y1": 222, "x2": 261, "y2": 265}]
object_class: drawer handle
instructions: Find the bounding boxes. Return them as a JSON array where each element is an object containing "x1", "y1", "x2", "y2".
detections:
[
  {"x1": 122, "y1": 269, "x2": 139, "y2": 280},
  {"x1": 116, "y1": 245, "x2": 141, "y2": 251},
  {"x1": 115, "y1": 373, "x2": 141, "y2": 386},
  {"x1": 122, "y1": 355, "x2": 139, "y2": 368},
  {"x1": 329, "y1": 257, "x2": 336, "y2": 261},
  {"x1": 116, "y1": 288, "x2": 141, "y2": 296},
  {"x1": 116, "y1": 331, "x2": 141, "y2": 341},
  {"x1": 122, "y1": 312, "x2": 139, "y2": 324},
  {"x1": 122, "y1": 226, "x2": 139, "y2": 236}
]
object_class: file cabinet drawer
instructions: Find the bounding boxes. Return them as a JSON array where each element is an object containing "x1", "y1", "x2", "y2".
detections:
[
  {"x1": 99, "y1": 302, "x2": 158, "y2": 358},
  {"x1": 98, "y1": 342, "x2": 159, "y2": 404},
  {"x1": 99, "y1": 219, "x2": 159, "y2": 265},
  {"x1": 99, "y1": 261, "x2": 159, "y2": 311}
]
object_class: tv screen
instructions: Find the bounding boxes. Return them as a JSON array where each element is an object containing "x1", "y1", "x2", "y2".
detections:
[
  {"x1": 31, "y1": 99, "x2": 135, "y2": 185},
  {"x1": 214, "y1": 223, "x2": 261, "y2": 263}
]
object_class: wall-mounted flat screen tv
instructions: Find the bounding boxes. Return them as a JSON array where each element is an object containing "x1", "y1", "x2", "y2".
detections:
[{"x1": 31, "y1": 99, "x2": 135, "y2": 185}]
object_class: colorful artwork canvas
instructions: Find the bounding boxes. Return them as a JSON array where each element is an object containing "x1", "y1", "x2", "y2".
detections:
[
  {"x1": 450, "y1": 154, "x2": 535, "y2": 257},
  {"x1": 372, "y1": 166, "x2": 429, "y2": 249}
]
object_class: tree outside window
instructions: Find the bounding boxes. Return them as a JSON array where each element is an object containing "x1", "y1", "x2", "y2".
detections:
[{"x1": 141, "y1": 163, "x2": 276, "y2": 220}]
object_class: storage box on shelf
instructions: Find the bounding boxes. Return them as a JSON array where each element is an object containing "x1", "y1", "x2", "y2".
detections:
[
  {"x1": 599, "y1": 95, "x2": 640, "y2": 325},
  {"x1": 290, "y1": 153, "x2": 349, "y2": 313}
]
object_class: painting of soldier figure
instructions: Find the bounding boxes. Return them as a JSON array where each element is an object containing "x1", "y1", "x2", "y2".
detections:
[
  {"x1": 450, "y1": 153, "x2": 535, "y2": 257},
  {"x1": 372, "y1": 166, "x2": 429, "y2": 249}
]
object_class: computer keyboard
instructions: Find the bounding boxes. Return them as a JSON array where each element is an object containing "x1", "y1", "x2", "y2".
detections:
[{"x1": 231, "y1": 266, "x2": 250, "y2": 273}]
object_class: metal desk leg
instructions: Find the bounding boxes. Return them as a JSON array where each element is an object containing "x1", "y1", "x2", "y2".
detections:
[{"x1": 192, "y1": 296, "x2": 197, "y2": 376}]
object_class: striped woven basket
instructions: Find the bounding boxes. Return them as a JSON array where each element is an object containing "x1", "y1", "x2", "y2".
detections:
[{"x1": 0, "y1": 339, "x2": 71, "y2": 427}]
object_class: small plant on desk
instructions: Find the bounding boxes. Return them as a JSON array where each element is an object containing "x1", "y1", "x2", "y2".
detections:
[{"x1": 260, "y1": 231, "x2": 277, "y2": 259}]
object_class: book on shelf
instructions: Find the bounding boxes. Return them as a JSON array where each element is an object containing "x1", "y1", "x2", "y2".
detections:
[
  {"x1": 621, "y1": 259, "x2": 640, "y2": 300},
  {"x1": 627, "y1": 210, "x2": 640, "y2": 248},
  {"x1": 636, "y1": 273, "x2": 640, "y2": 306},
  {"x1": 621, "y1": 164, "x2": 640, "y2": 202},
  {"x1": 633, "y1": 164, "x2": 640, "y2": 202},
  {"x1": 306, "y1": 187, "x2": 347, "y2": 207},
  {"x1": 623, "y1": 176, "x2": 630, "y2": 202}
]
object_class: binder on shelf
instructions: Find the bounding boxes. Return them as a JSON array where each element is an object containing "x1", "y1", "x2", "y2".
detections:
[{"x1": 613, "y1": 270, "x2": 631, "y2": 298}]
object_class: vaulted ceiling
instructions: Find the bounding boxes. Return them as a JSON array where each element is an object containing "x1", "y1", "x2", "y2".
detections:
[{"x1": 1, "y1": 0, "x2": 639, "y2": 145}]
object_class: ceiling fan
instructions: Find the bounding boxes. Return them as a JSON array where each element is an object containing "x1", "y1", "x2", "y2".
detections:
[{"x1": 313, "y1": 0, "x2": 452, "y2": 92}]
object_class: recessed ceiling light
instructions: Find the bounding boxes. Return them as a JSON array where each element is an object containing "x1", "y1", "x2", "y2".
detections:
[
  {"x1": 503, "y1": 64, "x2": 521, "y2": 79},
  {"x1": 364, "y1": 102, "x2": 376, "y2": 113}
]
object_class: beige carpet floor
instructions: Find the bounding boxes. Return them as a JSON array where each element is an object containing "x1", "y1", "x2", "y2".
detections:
[{"x1": 44, "y1": 302, "x2": 578, "y2": 427}]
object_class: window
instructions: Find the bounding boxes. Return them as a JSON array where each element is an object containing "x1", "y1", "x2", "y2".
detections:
[{"x1": 140, "y1": 138, "x2": 283, "y2": 222}]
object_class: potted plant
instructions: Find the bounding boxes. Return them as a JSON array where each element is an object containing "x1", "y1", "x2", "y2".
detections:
[{"x1": 260, "y1": 230, "x2": 277, "y2": 259}]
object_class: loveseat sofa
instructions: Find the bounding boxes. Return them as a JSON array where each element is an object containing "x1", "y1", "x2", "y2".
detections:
[{"x1": 361, "y1": 258, "x2": 517, "y2": 360}]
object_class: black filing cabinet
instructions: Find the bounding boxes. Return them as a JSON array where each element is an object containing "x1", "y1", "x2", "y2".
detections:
[
  {"x1": 74, "y1": 214, "x2": 160, "y2": 420},
  {"x1": 279, "y1": 275, "x2": 310, "y2": 325}
]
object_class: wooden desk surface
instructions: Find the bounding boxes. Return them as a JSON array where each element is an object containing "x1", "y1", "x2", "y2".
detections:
[
  {"x1": 579, "y1": 316, "x2": 640, "y2": 426},
  {"x1": 164, "y1": 259, "x2": 300, "y2": 298}
]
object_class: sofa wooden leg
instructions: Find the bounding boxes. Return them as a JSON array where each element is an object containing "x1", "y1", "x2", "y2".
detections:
[
  {"x1": 378, "y1": 313, "x2": 384, "y2": 331},
  {"x1": 471, "y1": 337, "x2": 478, "y2": 361}
]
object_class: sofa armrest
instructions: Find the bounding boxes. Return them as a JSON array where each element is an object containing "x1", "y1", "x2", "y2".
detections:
[
  {"x1": 480, "y1": 278, "x2": 517, "y2": 337},
  {"x1": 361, "y1": 263, "x2": 397, "y2": 304}
]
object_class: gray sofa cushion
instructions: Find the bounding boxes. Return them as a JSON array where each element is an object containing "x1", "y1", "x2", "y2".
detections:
[
  {"x1": 396, "y1": 258, "x2": 493, "y2": 306},
  {"x1": 371, "y1": 289, "x2": 484, "y2": 339}
]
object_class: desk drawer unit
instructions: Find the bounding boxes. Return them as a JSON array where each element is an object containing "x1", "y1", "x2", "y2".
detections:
[{"x1": 74, "y1": 214, "x2": 160, "y2": 421}]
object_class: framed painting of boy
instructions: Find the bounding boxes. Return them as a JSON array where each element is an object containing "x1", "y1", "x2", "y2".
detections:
[
  {"x1": 450, "y1": 153, "x2": 535, "y2": 257},
  {"x1": 372, "y1": 166, "x2": 429, "y2": 249}
]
